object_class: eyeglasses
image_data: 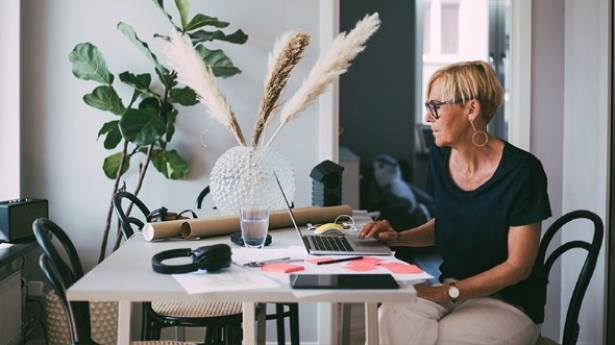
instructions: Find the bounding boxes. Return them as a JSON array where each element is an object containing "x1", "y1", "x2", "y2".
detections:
[{"x1": 424, "y1": 99, "x2": 470, "y2": 120}]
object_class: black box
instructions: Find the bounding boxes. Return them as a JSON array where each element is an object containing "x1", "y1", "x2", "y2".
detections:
[{"x1": 0, "y1": 198, "x2": 48, "y2": 243}]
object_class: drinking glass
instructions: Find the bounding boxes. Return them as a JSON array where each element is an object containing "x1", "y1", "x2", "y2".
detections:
[{"x1": 240, "y1": 204, "x2": 270, "y2": 248}]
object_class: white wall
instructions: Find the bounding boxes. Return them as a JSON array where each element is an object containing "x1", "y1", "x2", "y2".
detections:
[
  {"x1": 561, "y1": 0, "x2": 609, "y2": 343},
  {"x1": 0, "y1": 0, "x2": 21, "y2": 200},
  {"x1": 532, "y1": 0, "x2": 610, "y2": 344},
  {"x1": 19, "y1": 0, "x2": 322, "y2": 342},
  {"x1": 531, "y1": 0, "x2": 565, "y2": 339}
]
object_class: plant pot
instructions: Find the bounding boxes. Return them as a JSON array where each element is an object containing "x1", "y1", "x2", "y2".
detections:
[{"x1": 210, "y1": 146, "x2": 295, "y2": 215}]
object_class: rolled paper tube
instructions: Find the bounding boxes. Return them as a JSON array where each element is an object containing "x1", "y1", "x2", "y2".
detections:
[
  {"x1": 180, "y1": 204, "x2": 353, "y2": 240},
  {"x1": 142, "y1": 220, "x2": 184, "y2": 241}
]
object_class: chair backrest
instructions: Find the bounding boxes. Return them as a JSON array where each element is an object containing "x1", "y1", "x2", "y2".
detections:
[
  {"x1": 113, "y1": 191, "x2": 151, "y2": 241},
  {"x1": 538, "y1": 210, "x2": 603, "y2": 345},
  {"x1": 33, "y1": 218, "x2": 97, "y2": 344}
]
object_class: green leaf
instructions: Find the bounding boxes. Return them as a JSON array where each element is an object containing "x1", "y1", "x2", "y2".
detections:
[
  {"x1": 69, "y1": 43, "x2": 114, "y2": 84},
  {"x1": 119, "y1": 72, "x2": 159, "y2": 99},
  {"x1": 169, "y1": 87, "x2": 198, "y2": 106},
  {"x1": 195, "y1": 45, "x2": 241, "y2": 78},
  {"x1": 175, "y1": 0, "x2": 190, "y2": 29},
  {"x1": 190, "y1": 29, "x2": 248, "y2": 45},
  {"x1": 103, "y1": 152, "x2": 130, "y2": 179},
  {"x1": 98, "y1": 120, "x2": 119, "y2": 138},
  {"x1": 97, "y1": 120, "x2": 123, "y2": 149},
  {"x1": 150, "y1": 0, "x2": 180, "y2": 31},
  {"x1": 151, "y1": 149, "x2": 190, "y2": 179},
  {"x1": 185, "y1": 14, "x2": 229, "y2": 31},
  {"x1": 164, "y1": 107, "x2": 179, "y2": 141},
  {"x1": 138, "y1": 97, "x2": 160, "y2": 112},
  {"x1": 83, "y1": 86, "x2": 126, "y2": 115},
  {"x1": 117, "y1": 22, "x2": 168, "y2": 75},
  {"x1": 119, "y1": 108, "x2": 166, "y2": 146}
]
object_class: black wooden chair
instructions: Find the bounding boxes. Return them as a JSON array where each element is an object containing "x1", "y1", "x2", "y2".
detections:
[
  {"x1": 536, "y1": 210, "x2": 603, "y2": 345},
  {"x1": 113, "y1": 191, "x2": 244, "y2": 343},
  {"x1": 33, "y1": 217, "x2": 196, "y2": 345}
]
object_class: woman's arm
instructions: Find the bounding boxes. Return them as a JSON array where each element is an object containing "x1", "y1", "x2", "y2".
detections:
[
  {"x1": 358, "y1": 218, "x2": 436, "y2": 247},
  {"x1": 417, "y1": 222, "x2": 542, "y2": 302}
]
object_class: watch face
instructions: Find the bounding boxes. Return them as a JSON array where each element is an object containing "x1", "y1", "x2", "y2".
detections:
[{"x1": 449, "y1": 285, "x2": 460, "y2": 298}]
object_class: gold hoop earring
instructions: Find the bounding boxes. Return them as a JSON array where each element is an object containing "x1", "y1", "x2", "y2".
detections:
[{"x1": 469, "y1": 119, "x2": 488, "y2": 147}]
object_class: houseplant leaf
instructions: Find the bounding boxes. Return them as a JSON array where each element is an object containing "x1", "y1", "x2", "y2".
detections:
[
  {"x1": 163, "y1": 106, "x2": 179, "y2": 141},
  {"x1": 103, "y1": 152, "x2": 130, "y2": 179},
  {"x1": 69, "y1": 43, "x2": 114, "y2": 84},
  {"x1": 119, "y1": 72, "x2": 158, "y2": 99},
  {"x1": 119, "y1": 108, "x2": 166, "y2": 146},
  {"x1": 175, "y1": 0, "x2": 190, "y2": 29},
  {"x1": 190, "y1": 29, "x2": 248, "y2": 45},
  {"x1": 117, "y1": 22, "x2": 169, "y2": 75},
  {"x1": 185, "y1": 14, "x2": 229, "y2": 31},
  {"x1": 151, "y1": 149, "x2": 190, "y2": 179},
  {"x1": 97, "y1": 120, "x2": 122, "y2": 149},
  {"x1": 195, "y1": 45, "x2": 241, "y2": 78},
  {"x1": 169, "y1": 87, "x2": 198, "y2": 105},
  {"x1": 149, "y1": 0, "x2": 181, "y2": 31},
  {"x1": 83, "y1": 86, "x2": 126, "y2": 115}
]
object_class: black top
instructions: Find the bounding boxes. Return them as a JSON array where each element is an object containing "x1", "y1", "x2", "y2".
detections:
[{"x1": 426, "y1": 142, "x2": 552, "y2": 323}]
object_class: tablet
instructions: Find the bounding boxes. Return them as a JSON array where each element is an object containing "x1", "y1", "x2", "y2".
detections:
[{"x1": 289, "y1": 274, "x2": 399, "y2": 289}]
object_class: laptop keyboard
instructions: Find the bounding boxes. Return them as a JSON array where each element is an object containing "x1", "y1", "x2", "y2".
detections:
[{"x1": 310, "y1": 235, "x2": 354, "y2": 252}]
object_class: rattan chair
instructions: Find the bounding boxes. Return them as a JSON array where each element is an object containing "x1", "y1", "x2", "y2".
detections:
[
  {"x1": 536, "y1": 210, "x2": 603, "y2": 345},
  {"x1": 33, "y1": 217, "x2": 196, "y2": 345},
  {"x1": 113, "y1": 191, "x2": 244, "y2": 343}
]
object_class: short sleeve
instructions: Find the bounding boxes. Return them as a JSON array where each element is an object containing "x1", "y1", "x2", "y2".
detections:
[{"x1": 509, "y1": 158, "x2": 552, "y2": 226}]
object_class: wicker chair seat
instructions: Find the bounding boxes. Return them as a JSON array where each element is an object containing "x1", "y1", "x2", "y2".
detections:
[{"x1": 151, "y1": 300, "x2": 243, "y2": 318}]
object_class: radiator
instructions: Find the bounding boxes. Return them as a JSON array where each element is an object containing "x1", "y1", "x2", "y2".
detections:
[{"x1": 0, "y1": 270, "x2": 22, "y2": 345}]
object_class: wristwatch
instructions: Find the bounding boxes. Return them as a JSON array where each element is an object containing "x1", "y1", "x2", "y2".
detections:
[{"x1": 448, "y1": 282, "x2": 460, "y2": 302}]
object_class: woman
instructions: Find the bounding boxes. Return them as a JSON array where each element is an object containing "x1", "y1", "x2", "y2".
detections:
[{"x1": 359, "y1": 61, "x2": 551, "y2": 345}]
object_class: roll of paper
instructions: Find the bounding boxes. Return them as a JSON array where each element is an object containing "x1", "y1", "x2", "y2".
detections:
[
  {"x1": 142, "y1": 220, "x2": 183, "y2": 241},
  {"x1": 142, "y1": 204, "x2": 354, "y2": 241}
]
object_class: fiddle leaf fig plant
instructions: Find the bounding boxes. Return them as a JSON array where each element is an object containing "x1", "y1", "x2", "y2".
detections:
[{"x1": 69, "y1": 0, "x2": 247, "y2": 262}]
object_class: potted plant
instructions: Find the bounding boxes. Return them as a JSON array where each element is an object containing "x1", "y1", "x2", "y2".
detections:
[{"x1": 69, "y1": 0, "x2": 247, "y2": 262}]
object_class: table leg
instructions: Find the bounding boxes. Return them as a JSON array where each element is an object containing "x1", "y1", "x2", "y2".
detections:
[
  {"x1": 256, "y1": 303, "x2": 266, "y2": 344},
  {"x1": 341, "y1": 303, "x2": 351, "y2": 345},
  {"x1": 243, "y1": 302, "x2": 256, "y2": 345},
  {"x1": 118, "y1": 300, "x2": 132, "y2": 344},
  {"x1": 365, "y1": 303, "x2": 379, "y2": 345}
]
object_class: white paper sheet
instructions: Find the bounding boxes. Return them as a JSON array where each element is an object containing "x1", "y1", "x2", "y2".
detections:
[{"x1": 173, "y1": 264, "x2": 280, "y2": 294}]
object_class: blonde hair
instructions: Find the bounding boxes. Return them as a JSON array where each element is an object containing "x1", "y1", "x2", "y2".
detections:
[{"x1": 426, "y1": 61, "x2": 503, "y2": 123}]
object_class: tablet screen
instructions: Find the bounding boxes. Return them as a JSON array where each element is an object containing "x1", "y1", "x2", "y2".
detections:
[{"x1": 289, "y1": 274, "x2": 399, "y2": 289}]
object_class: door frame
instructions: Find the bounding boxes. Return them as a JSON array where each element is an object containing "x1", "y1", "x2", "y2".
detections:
[{"x1": 317, "y1": 0, "x2": 533, "y2": 163}]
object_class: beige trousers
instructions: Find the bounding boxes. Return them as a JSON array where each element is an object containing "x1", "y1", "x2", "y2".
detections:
[{"x1": 378, "y1": 297, "x2": 541, "y2": 345}]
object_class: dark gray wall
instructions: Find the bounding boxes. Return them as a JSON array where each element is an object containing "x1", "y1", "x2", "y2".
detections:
[{"x1": 339, "y1": 0, "x2": 416, "y2": 176}]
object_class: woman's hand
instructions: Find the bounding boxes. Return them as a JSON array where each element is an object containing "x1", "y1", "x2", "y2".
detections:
[
  {"x1": 415, "y1": 283, "x2": 450, "y2": 303},
  {"x1": 358, "y1": 220, "x2": 400, "y2": 245}
]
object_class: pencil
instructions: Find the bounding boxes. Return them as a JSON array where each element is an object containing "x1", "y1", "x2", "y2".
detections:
[{"x1": 316, "y1": 256, "x2": 364, "y2": 265}]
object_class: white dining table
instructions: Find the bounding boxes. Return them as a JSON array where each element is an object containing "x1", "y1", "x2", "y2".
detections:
[{"x1": 67, "y1": 212, "x2": 419, "y2": 344}]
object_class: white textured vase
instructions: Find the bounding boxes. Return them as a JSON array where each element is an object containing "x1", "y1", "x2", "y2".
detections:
[{"x1": 209, "y1": 146, "x2": 295, "y2": 215}]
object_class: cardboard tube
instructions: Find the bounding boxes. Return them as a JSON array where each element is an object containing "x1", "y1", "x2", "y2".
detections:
[
  {"x1": 142, "y1": 220, "x2": 183, "y2": 241},
  {"x1": 180, "y1": 205, "x2": 353, "y2": 240}
]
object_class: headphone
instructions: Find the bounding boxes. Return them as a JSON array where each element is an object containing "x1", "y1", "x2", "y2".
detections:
[{"x1": 151, "y1": 243, "x2": 232, "y2": 274}]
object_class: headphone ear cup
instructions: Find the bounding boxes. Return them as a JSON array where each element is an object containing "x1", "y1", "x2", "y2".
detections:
[{"x1": 193, "y1": 244, "x2": 232, "y2": 272}]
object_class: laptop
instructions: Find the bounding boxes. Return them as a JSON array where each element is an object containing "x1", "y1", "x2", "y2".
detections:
[{"x1": 274, "y1": 172, "x2": 392, "y2": 256}]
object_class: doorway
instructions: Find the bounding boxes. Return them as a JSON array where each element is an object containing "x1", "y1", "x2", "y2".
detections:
[{"x1": 338, "y1": 0, "x2": 511, "y2": 208}]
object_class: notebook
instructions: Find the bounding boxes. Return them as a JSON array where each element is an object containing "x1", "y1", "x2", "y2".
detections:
[{"x1": 274, "y1": 172, "x2": 392, "y2": 256}]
